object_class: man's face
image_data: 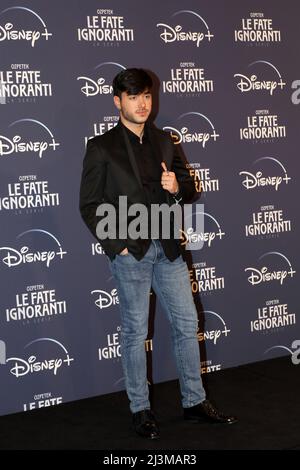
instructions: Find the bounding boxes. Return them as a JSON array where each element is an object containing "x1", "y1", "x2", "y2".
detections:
[{"x1": 114, "y1": 89, "x2": 152, "y2": 125}]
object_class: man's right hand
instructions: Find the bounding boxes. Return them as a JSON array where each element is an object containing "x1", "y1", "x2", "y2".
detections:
[{"x1": 119, "y1": 247, "x2": 129, "y2": 256}]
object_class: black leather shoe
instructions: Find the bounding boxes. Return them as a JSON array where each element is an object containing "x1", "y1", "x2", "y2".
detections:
[
  {"x1": 184, "y1": 400, "x2": 237, "y2": 424},
  {"x1": 132, "y1": 409, "x2": 160, "y2": 439}
]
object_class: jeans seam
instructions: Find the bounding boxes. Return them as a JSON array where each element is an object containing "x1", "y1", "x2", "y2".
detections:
[
  {"x1": 152, "y1": 270, "x2": 191, "y2": 403},
  {"x1": 111, "y1": 252, "x2": 152, "y2": 413},
  {"x1": 151, "y1": 240, "x2": 158, "y2": 264}
]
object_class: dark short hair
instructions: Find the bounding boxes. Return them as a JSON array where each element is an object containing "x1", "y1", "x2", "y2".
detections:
[{"x1": 112, "y1": 68, "x2": 153, "y2": 97}]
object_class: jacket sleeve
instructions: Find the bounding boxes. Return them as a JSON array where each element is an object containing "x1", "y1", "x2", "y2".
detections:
[
  {"x1": 170, "y1": 140, "x2": 197, "y2": 204},
  {"x1": 79, "y1": 139, "x2": 127, "y2": 258}
]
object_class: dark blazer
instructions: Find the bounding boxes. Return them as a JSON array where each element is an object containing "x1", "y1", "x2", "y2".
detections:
[{"x1": 79, "y1": 121, "x2": 196, "y2": 260}]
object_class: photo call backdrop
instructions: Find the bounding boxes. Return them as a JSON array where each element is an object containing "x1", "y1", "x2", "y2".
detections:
[{"x1": 0, "y1": 0, "x2": 299, "y2": 416}]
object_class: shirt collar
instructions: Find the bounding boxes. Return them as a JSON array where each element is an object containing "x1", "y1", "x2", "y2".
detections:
[{"x1": 120, "y1": 120, "x2": 148, "y2": 144}]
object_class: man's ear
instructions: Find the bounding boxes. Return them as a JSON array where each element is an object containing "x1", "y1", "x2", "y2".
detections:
[{"x1": 113, "y1": 95, "x2": 121, "y2": 110}]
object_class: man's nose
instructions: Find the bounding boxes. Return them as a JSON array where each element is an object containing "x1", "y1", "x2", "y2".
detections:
[{"x1": 138, "y1": 97, "x2": 146, "y2": 108}]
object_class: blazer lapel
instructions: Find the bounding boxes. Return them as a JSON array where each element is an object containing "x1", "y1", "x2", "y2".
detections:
[
  {"x1": 147, "y1": 124, "x2": 171, "y2": 170},
  {"x1": 147, "y1": 124, "x2": 172, "y2": 205}
]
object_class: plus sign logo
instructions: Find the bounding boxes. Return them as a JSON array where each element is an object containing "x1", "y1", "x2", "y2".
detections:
[
  {"x1": 239, "y1": 156, "x2": 291, "y2": 192},
  {"x1": 0, "y1": 229, "x2": 67, "y2": 268},
  {"x1": 0, "y1": 338, "x2": 74, "y2": 378},
  {"x1": 0, "y1": 119, "x2": 60, "y2": 159},
  {"x1": 0, "y1": 6, "x2": 52, "y2": 47},
  {"x1": 245, "y1": 251, "x2": 296, "y2": 287},
  {"x1": 163, "y1": 111, "x2": 220, "y2": 149},
  {"x1": 197, "y1": 311, "x2": 231, "y2": 345},
  {"x1": 157, "y1": 10, "x2": 214, "y2": 47},
  {"x1": 180, "y1": 209, "x2": 225, "y2": 250},
  {"x1": 234, "y1": 60, "x2": 286, "y2": 96}
]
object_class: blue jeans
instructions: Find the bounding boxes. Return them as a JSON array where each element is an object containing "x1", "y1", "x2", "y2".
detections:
[{"x1": 110, "y1": 239, "x2": 206, "y2": 413}]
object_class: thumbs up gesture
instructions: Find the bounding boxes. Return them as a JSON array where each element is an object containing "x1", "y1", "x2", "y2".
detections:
[{"x1": 161, "y1": 161, "x2": 179, "y2": 194}]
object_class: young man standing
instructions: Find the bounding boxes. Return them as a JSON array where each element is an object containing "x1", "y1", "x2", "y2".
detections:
[{"x1": 80, "y1": 68, "x2": 237, "y2": 440}]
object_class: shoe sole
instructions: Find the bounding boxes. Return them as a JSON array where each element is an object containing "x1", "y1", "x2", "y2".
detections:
[{"x1": 184, "y1": 415, "x2": 238, "y2": 425}]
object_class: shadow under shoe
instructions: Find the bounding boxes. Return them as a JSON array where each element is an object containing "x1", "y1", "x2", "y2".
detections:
[
  {"x1": 132, "y1": 409, "x2": 160, "y2": 439},
  {"x1": 184, "y1": 399, "x2": 238, "y2": 425}
]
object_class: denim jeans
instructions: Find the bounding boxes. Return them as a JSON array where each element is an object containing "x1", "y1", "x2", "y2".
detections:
[{"x1": 110, "y1": 239, "x2": 206, "y2": 413}]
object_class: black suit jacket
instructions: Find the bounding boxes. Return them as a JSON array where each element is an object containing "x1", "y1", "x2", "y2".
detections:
[{"x1": 79, "y1": 121, "x2": 196, "y2": 260}]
